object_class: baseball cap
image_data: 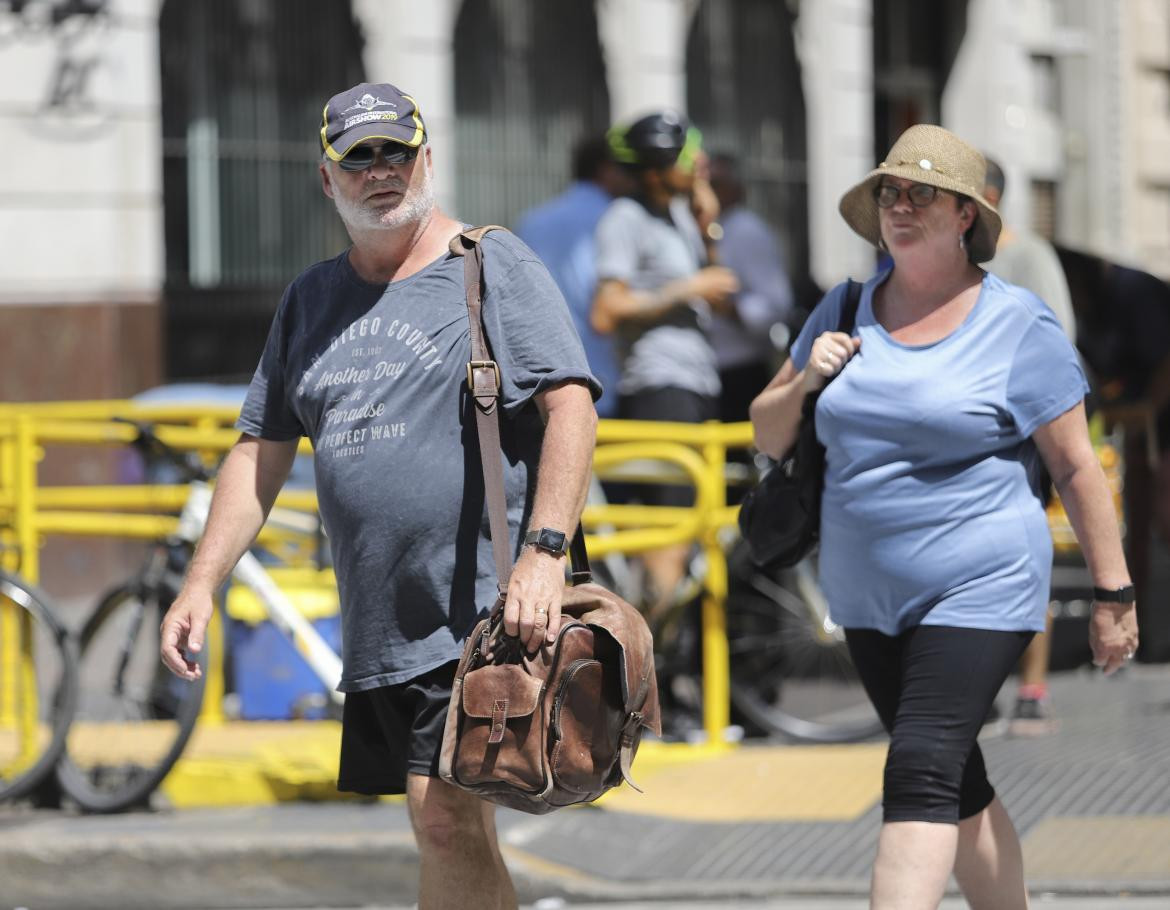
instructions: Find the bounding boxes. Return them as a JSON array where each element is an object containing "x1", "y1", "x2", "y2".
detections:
[{"x1": 320, "y1": 82, "x2": 427, "y2": 163}]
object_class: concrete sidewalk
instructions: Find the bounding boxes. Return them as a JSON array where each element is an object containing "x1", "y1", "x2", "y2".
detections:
[{"x1": 1, "y1": 665, "x2": 1168, "y2": 909}]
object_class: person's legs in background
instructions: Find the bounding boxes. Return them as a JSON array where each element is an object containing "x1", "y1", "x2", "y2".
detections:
[
  {"x1": 1009, "y1": 612, "x2": 1058, "y2": 736},
  {"x1": 617, "y1": 387, "x2": 716, "y2": 621}
]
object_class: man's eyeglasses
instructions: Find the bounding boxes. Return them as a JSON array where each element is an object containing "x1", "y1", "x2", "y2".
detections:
[
  {"x1": 874, "y1": 182, "x2": 940, "y2": 209},
  {"x1": 338, "y1": 143, "x2": 420, "y2": 172}
]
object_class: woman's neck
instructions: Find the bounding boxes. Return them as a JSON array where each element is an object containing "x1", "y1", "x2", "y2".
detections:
[{"x1": 886, "y1": 252, "x2": 981, "y2": 315}]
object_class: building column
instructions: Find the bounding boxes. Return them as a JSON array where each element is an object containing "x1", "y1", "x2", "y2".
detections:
[
  {"x1": 800, "y1": 0, "x2": 875, "y2": 290},
  {"x1": 352, "y1": 0, "x2": 461, "y2": 211},
  {"x1": 943, "y1": 0, "x2": 1075, "y2": 241},
  {"x1": 596, "y1": 0, "x2": 697, "y2": 123}
]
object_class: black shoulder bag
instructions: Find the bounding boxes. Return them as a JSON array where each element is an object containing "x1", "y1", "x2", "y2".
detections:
[{"x1": 737, "y1": 279, "x2": 862, "y2": 570}]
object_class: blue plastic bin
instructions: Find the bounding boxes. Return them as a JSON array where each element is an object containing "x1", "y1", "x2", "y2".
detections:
[{"x1": 224, "y1": 572, "x2": 341, "y2": 720}]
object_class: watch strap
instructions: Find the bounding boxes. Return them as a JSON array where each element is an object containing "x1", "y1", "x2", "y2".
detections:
[{"x1": 1093, "y1": 585, "x2": 1136, "y2": 604}]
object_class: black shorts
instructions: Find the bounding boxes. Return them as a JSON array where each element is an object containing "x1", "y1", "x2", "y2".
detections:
[
  {"x1": 337, "y1": 660, "x2": 458, "y2": 796},
  {"x1": 613, "y1": 387, "x2": 717, "y2": 508},
  {"x1": 845, "y1": 625, "x2": 1033, "y2": 824}
]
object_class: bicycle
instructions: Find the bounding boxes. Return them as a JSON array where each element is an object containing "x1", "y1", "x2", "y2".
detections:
[
  {"x1": 55, "y1": 422, "x2": 342, "y2": 813},
  {"x1": 586, "y1": 465, "x2": 884, "y2": 746},
  {"x1": 0, "y1": 569, "x2": 79, "y2": 803}
]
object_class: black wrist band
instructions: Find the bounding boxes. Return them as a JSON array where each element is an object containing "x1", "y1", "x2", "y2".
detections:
[{"x1": 1093, "y1": 585, "x2": 1136, "y2": 604}]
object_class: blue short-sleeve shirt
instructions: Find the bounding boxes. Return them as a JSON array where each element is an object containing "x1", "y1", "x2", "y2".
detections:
[{"x1": 789, "y1": 268, "x2": 1088, "y2": 634}]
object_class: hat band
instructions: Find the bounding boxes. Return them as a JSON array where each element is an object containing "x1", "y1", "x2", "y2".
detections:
[{"x1": 879, "y1": 157, "x2": 984, "y2": 197}]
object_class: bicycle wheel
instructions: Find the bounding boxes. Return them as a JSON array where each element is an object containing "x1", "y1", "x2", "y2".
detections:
[
  {"x1": 56, "y1": 581, "x2": 205, "y2": 812},
  {"x1": 726, "y1": 560, "x2": 884, "y2": 743},
  {"x1": 0, "y1": 571, "x2": 78, "y2": 803}
]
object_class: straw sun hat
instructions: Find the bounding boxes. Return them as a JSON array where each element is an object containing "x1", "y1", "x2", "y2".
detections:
[{"x1": 838, "y1": 124, "x2": 1001, "y2": 263}]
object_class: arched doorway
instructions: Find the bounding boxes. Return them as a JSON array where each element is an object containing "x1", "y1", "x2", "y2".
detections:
[
  {"x1": 452, "y1": 0, "x2": 609, "y2": 228},
  {"x1": 687, "y1": 0, "x2": 816, "y2": 312}
]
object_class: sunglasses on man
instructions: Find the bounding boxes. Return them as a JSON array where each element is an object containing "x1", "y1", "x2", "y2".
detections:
[
  {"x1": 874, "y1": 182, "x2": 943, "y2": 209},
  {"x1": 338, "y1": 143, "x2": 420, "y2": 171}
]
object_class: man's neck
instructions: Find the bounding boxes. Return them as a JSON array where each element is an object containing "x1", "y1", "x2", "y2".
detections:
[{"x1": 347, "y1": 208, "x2": 462, "y2": 284}]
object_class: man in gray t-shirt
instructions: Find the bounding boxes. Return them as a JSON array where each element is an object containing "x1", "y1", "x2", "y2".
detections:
[
  {"x1": 592, "y1": 111, "x2": 738, "y2": 620},
  {"x1": 159, "y1": 81, "x2": 598, "y2": 909}
]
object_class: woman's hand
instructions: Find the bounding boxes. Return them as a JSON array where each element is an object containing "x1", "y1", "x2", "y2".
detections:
[
  {"x1": 804, "y1": 331, "x2": 861, "y2": 392},
  {"x1": 1090, "y1": 601, "x2": 1139, "y2": 676}
]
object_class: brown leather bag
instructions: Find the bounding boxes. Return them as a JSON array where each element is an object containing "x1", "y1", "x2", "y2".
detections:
[{"x1": 438, "y1": 226, "x2": 661, "y2": 814}]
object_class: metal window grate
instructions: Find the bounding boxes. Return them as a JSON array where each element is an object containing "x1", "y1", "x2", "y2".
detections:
[
  {"x1": 159, "y1": 0, "x2": 365, "y2": 379},
  {"x1": 452, "y1": 0, "x2": 610, "y2": 230},
  {"x1": 686, "y1": 0, "x2": 815, "y2": 310}
]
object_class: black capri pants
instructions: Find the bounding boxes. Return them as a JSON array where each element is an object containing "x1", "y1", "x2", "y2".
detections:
[{"x1": 845, "y1": 625, "x2": 1034, "y2": 824}]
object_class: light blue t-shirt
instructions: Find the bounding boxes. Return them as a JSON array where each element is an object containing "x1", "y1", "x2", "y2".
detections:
[{"x1": 789, "y1": 268, "x2": 1088, "y2": 635}]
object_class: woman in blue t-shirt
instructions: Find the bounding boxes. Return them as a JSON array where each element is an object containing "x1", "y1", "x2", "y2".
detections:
[{"x1": 750, "y1": 125, "x2": 1138, "y2": 909}]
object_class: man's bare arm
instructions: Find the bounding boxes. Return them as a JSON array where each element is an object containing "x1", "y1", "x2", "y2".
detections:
[
  {"x1": 160, "y1": 434, "x2": 299, "y2": 678},
  {"x1": 507, "y1": 381, "x2": 598, "y2": 651}
]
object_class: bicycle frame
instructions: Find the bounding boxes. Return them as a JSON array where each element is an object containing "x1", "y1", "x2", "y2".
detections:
[{"x1": 175, "y1": 481, "x2": 344, "y2": 705}]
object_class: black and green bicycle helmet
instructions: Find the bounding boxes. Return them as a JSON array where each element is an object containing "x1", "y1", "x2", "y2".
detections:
[{"x1": 608, "y1": 110, "x2": 703, "y2": 172}]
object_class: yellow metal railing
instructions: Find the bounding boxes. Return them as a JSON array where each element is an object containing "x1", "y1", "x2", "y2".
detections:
[{"x1": 0, "y1": 402, "x2": 755, "y2": 743}]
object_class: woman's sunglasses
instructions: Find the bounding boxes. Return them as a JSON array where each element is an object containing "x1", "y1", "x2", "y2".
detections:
[
  {"x1": 874, "y1": 182, "x2": 940, "y2": 208},
  {"x1": 338, "y1": 143, "x2": 420, "y2": 172}
]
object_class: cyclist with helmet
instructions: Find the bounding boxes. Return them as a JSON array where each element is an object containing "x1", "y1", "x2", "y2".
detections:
[{"x1": 591, "y1": 111, "x2": 739, "y2": 622}]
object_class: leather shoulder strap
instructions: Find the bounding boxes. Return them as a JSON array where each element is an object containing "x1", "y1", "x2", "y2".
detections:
[
  {"x1": 450, "y1": 226, "x2": 514, "y2": 597},
  {"x1": 451, "y1": 225, "x2": 595, "y2": 595},
  {"x1": 448, "y1": 224, "x2": 508, "y2": 257}
]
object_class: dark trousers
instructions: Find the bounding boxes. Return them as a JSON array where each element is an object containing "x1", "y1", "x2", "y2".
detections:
[{"x1": 845, "y1": 625, "x2": 1033, "y2": 823}]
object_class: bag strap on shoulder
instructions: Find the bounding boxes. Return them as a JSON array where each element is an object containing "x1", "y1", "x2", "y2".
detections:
[
  {"x1": 450, "y1": 227, "x2": 594, "y2": 603},
  {"x1": 839, "y1": 278, "x2": 862, "y2": 334},
  {"x1": 798, "y1": 278, "x2": 862, "y2": 421}
]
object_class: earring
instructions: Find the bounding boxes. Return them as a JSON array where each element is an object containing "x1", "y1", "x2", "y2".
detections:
[
  {"x1": 878, "y1": 237, "x2": 888, "y2": 252},
  {"x1": 958, "y1": 234, "x2": 966, "y2": 250}
]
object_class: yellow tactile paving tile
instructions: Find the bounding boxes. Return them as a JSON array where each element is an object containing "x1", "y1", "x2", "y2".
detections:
[
  {"x1": 598, "y1": 743, "x2": 887, "y2": 822},
  {"x1": 1023, "y1": 816, "x2": 1170, "y2": 881},
  {"x1": 160, "y1": 720, "x2": 350, "y2": 807},
  {"x1": 153, "y1": 723, "x2": 887, "y2": 819}
]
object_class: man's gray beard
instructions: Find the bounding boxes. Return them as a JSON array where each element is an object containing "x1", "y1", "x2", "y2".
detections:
[{"x1": 329, "y1": 167, "x2": 435, "y2": 233}]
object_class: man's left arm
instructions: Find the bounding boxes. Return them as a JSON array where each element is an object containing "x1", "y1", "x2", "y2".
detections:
[{"x1": 503, "y1": 380, "x2": 598, "y2": 652}]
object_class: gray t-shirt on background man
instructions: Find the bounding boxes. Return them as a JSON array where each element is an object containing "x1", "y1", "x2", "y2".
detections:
[
  {"x1": 986, "y1": 229, "x2": 1076, "y2": 342},
  {"x1": 238, "y1": 231, "x2": 599, "y2": 691},
  {"x1": 594, "y1": 196, "x2": 720, "y2": 398}
]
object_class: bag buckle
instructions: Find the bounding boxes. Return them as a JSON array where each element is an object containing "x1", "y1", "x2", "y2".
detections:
[{"x1": 466, "y1": 360, "x2": 501, "y2": 393}]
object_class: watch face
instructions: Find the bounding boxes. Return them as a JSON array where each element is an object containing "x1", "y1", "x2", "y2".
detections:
[{"x1": 540, "y1": 528, "x2": 567, "y2": 552}]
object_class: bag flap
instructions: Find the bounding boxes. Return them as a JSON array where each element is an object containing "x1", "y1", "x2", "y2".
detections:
[
  {"x1": 462, "y1": 663, "x2": 543, "y2": 718},
  {"x1": 560, "y1": 583, "x2": 661, "y2": 735}
]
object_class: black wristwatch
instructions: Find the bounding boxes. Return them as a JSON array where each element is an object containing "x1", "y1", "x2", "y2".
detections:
[
  {"x1": 523, "y1": 527, "x2": 569, "y2": 557},
  {"x1": 1093, "y1": 585, "x2": 1136, "y2": 604}
]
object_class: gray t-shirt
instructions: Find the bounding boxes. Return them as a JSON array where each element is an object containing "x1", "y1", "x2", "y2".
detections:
[
  {"x1": 594, "y1": 196, "x2": 720, "y2": 397},
  {"x1": 238, "y1": 231, "x2": 599, "y2": 690}
]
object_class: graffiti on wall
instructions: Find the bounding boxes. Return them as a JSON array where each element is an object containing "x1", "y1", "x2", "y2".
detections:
[{"x1": 1, "y1": 0, "x2": 114, "y2": 132}]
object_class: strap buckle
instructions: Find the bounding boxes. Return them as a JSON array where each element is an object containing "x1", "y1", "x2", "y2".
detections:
[{"x1": 466, "y1": 359, "x2": 501, "y2": 393}]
